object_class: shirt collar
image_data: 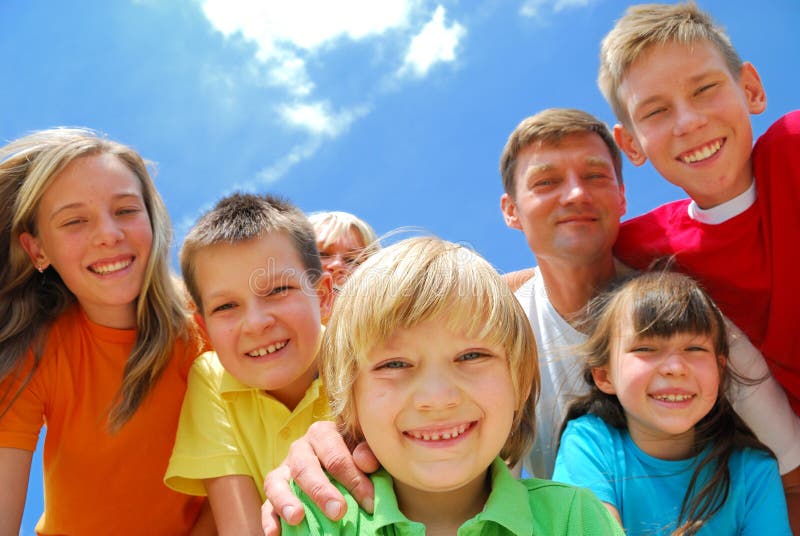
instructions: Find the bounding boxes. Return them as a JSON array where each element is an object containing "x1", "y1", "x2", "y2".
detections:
[
  {"x1": 219, "y1": 370, "x2": 324, "y2": 412},
  {"x1": 688, "y1": 179, "x2": 756, "y2": 224},
  {"x1": 370, "y1": 457, "x2": 532, "y2": 535}
]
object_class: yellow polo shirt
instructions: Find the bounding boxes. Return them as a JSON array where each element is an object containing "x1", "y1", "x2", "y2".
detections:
[{"x1": 165, "y1": 351, "x2": 330, "y2": 499}]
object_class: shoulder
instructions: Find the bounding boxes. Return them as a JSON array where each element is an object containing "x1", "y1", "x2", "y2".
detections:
[
  {"x1": 729, "y1": 447, "x2": 780, "y2": 475},
  {"x1": 186, "y1": 352, "x2": 226, "y2": 392},
  {"x1": 563, "y1": 413, "x2": 616, "y2": 440},
  {"x1": 753, "y1": 111, "x2": 800, "y2": 165},
  {"x1": 520, "y1": 479, "x2": 624, "y2": 533},
  {"x1": 619, "y1": 199, "x2": 691, "y2": 232},
  {"x1": 759, "y1": 111, "x2": 800, "y2": 141}
]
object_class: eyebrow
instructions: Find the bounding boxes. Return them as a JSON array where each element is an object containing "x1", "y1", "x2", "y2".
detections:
[
  {"x1": 632, "y1": 69, "x2": 724, "y2": 112},
  {"x1": 523, "y1": 156, "x2": 612, "y2": 180},
  {"x1": 49, "y1": 192, "x2": 143, "y2": 222}
]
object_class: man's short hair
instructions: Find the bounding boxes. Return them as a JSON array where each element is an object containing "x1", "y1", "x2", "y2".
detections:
[{"x1": 500, "y1": 108, "x2": 623, "y2": 196}]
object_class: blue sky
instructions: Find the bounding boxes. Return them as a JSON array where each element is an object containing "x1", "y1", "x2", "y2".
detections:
[{"x1": 3, "y1": 0, "x2": 798, "y2": 533}]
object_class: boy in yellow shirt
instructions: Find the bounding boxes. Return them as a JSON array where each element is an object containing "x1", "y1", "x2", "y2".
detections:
[{"x1": 165, "y1": 192, "x2": 334, "y2": 533}]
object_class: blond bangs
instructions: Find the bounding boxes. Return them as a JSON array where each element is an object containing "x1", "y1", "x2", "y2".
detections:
[{"x1": 321, "y1": 237, "x2": 538, "y2": 461}]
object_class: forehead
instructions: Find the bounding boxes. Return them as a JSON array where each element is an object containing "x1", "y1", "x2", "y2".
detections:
[
  {"x1": 195, "y1": 233, "x2": 307, "y2": 286},
  {"x1": 316, "y1": 224, "x2": 363, "y2": 249},
  {"x1": 619, "y1": 40, "x2": 731, "y2": 106},
  {"x1": 515, "y1": 132, "x2": 615, "y2": 176},
  {"x1": 40, "y1": 153, "x2": 142, "y2": 208}
]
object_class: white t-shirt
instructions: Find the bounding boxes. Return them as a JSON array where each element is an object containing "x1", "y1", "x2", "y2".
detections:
[{"x1": 515, "y1": 263, "x2": 800, "y2": 478}]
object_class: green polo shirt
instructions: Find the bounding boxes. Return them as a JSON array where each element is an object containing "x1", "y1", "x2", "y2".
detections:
[{"x1": 283, "y1": 457, "x2": 624, "y2": 535}]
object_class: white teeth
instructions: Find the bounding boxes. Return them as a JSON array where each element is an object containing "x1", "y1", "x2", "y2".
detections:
[
  {"x1": 408, "y1": 423, "x2": 469, "y2": 441},
  {"x1": 91, "y1": 259, "x2": 132, "y2": 274},
  {"x1": 247, "y1": 341, "x2": 286, "y2": 358},
  {"x1": 653, "y1": 393, "x2": 694, "y2": 402},
  {"x1": 680, "y1": 140, "x2": 722, "y2": 163}
]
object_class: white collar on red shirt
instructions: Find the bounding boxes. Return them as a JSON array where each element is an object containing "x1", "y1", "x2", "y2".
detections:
[{"x1": 688, "y1": 179, "x2": 757, "y2": 225}]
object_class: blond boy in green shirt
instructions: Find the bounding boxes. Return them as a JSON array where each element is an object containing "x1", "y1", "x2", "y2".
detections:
[{"x1": 283, "y1": 237, "x2": 624, "y2": 535}]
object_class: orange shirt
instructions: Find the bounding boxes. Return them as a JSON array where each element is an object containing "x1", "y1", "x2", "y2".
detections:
[{"x1": 0, "y1": 304, "x2": 208, "y2": 535}]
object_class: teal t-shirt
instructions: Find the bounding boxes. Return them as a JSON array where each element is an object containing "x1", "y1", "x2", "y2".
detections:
[{"x1": 282, "y1": 457, "x2": 624, "y2": 535}]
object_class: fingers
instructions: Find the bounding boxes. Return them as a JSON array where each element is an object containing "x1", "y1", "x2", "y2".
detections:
[
  {"x1": 263, "y1": 461, "x2": 307, "y2": 526},
  {"x1": 262, "y1": 421, "x2": 377, "y2": 525},
  {"x1": 287, "y1": 421, "x2": 352, "y2": 519},
  {"x1": 261, "y1": 499, "x2": 281, "y2": 536}
]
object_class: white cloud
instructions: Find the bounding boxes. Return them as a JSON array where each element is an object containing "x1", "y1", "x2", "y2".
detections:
[
  {"x1": 197, "y1": 0, "x2": 466, "y2": 185},
  {"x1": 520, "y1": 0, "x2": 596, "y2": 18},
  {"x1": 399, "y1": 6, "x2": 465, "y2": 78},
  {"x1": 256, "y1": 139, "x2": 323, "y2": 185},
  {"x1": 202, "y1": 0, "x2": 417, "y2": 93},
  {"x1": 278, "y1": 101, "x2": 371, "y2": 138}
]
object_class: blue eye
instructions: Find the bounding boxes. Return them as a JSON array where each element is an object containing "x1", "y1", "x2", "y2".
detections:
[
  {"x1": 458, "y1": 351, "x2": 485, "y2": 362},
  {"x1": 211, "y1": 302, "x2": 235, "y2": 313},
  {"x1": 376, "y1": 360, "x2": 409, "y2": 370}
]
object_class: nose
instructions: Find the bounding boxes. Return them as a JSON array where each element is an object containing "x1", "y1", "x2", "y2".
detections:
[
  {"x1": 672, "y1": 101, "x2": 707, "y2": 137},
  {"x1": 561, "y1": 171, "x2": 590, "y2": 204},
  {"x1": 413, "y1": 368, "x2": 461, "y2": 411},
  {"x1": 659, "y1": 351, "x2": 689, "y2": 376},
  {"x1": 92, "y1": 213, "x2": 124, "y2": 247},
  {"x1": 242, "y1": 301, "x2": 276, "y2": 335}
]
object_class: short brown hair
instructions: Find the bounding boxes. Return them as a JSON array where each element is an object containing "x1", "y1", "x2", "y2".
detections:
[
  {"x1": 499, "y1": 108, "x2": 623, "y2": 196},
  {"x1": 599, "y1": 2, "x2": 742, "y2": 125},
  {"x1": 180, "y1": 192, "x2": 321, "y2": 314}
]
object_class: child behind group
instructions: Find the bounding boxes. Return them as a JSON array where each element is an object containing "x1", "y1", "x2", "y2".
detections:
[
  {"x1": 165, "y1": 193, "x2": 334, "y2": 533},
  {"x1": 283, "y1": 237, "x2": 625, "y2": 535},
  {"x1": 0, "y1": 128, "x2": 211, "y2": 534},
  {"x1": 553, "y1": 271, "x2": 790, "y2": 535},
  {"x1": 309, "y1": 210, "x2": 379, "y2": 291}
]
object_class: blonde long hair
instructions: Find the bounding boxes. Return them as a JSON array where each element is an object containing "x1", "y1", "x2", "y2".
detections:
[{"x1": 0, "y1": 127, "x2": 196, "y2": 430}]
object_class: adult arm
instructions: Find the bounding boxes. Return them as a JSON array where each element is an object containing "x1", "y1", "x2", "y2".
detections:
[
  {"x1": 0, "y1": 447, "x2": 33, "y2": 536},
  {"x1": 725, "y1": 320, "x2": 800, "y2": 533},
  {"x1": 261, "y1": 421, "x2": 378, "y2": 535},
  {"x1": 204, "y1": 475, "x2": 263, "y2": 536},
  {"x1": 725, "y1": 320, "x2": 800, "y2": 474}
]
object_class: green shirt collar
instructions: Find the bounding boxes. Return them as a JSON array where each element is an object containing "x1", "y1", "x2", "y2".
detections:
[{"x1": 370, "y1": 457, "x2": 533, "y2": 535}]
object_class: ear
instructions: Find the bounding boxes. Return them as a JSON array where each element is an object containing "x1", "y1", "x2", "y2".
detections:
[
  {"x1": 618, "y1": 182, "x2": 627, "y2": 218},
  {"x1": 315, "y1": 271, "x2": 335, "y2": 321},
  {"x1": 614, "y1": 124, "x2": 647, "y2": 166},
  {"x1": 500, "y1": 193, "x2": 522, "y2": 231},
  {"x1": 591, "y1": 366, "x2": 617, "y2": 395},
  {"x1": 19, "y1": 232, "x2": 50, "y2": 271},
  {"x1": 739, "y1": 62, "x2": 766, "y2": 115}
]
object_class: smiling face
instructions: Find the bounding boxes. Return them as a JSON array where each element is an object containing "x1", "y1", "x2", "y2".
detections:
[
  {"x1": 501, "y1": 132, "x2": 626, "y2": 267},
  {"x1": 19, "y1": 153, "x2": 153, "y2": 328},
  {"x1": 593, "y1": 323, "x2": 723, "y2": 460},
  {"x1": 353, "y1": 316, "x2": 516, "y2": 503},
  {"x1": 196, "y1": 232, "x2": 332, "y2": 409},
  {"x1": 614, "y1": 39, "x2": 766, "y2": 209}
]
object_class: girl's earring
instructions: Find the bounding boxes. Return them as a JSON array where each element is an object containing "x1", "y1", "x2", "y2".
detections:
[{"x1": 37, "y1": 263, "x2": 47, "y2": 273}]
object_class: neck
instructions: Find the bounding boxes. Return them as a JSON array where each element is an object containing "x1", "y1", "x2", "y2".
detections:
[
  {"x1": 536, "y1": 255, "x2": 618, "y2": 322},
  {"x1": 394, "y1": 470, "x2": 489, "y2": 535},
  {"x1": 81, "y1": 302, "x2": 138, "y2": 330},
  {"x1": 630, "y1": 428, "x2": 695, "y2": 461}
]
